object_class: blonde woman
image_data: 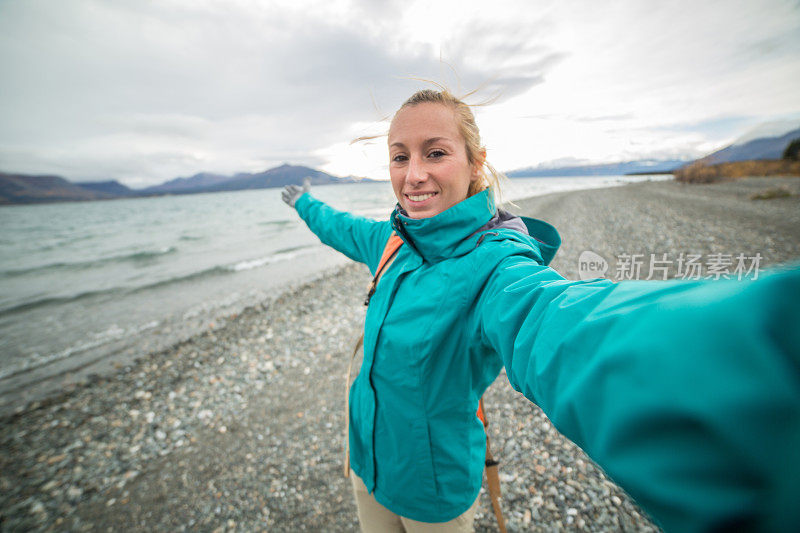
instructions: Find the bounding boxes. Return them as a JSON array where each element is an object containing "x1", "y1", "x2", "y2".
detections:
[{"x1": 283, "y1": 88, "x2": 800, "y2": 532}]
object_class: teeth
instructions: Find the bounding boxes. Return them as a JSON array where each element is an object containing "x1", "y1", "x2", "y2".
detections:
[{"x1": 408, "y1": 193, "x2": 435, "y2": 202}]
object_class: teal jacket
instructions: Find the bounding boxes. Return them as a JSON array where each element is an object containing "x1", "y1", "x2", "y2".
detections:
[{"x1": 294, "y1": 189, "x2": 800, "y2": 531}]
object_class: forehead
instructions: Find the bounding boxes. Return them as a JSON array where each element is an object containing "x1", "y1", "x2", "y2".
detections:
[{"x1": 388, "y1": 102, "x2": 461, "y2": 144}]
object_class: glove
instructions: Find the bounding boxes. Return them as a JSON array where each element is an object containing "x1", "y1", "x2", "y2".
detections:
[{"x1": 281, "y1": 178, "x2": 311, "y2": 208}]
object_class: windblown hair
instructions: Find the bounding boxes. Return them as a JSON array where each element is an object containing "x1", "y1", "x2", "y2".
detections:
[
  {"x1": 394, "y1": 88, "x2": 506, "y2": 202},
  {"x1": 353, "y1": 84, "x2": 507, "y2": 204}
]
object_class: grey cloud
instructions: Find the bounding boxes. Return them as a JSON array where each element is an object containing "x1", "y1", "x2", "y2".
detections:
[
  {"x1": 349, "y1": 0, "x2": 406, "y2": 18},
  {"x1": 98, "y1": 114, "x2": 210, "y2": 139},
  {"x1": 439, "y1": 16, "x2": 567, "y2": 102},
  {"x1": 577, "y1": 113, "x2": 636, "y2": 122},
  {"x1": 521, "y1": 113, "x2": 636, "y2": 122},
  {"x1": 0, "y1": 0, "x2": 570, "y2": 185}
]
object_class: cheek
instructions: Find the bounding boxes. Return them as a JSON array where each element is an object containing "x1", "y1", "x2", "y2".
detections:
[
  {"x1": 445, "y1": 166, "x2": 473, "y2": 197},
  {"x1": 390, "y1": 171, "x2": 404, "y2": 199}
]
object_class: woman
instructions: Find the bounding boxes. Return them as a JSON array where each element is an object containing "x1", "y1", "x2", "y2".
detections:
[{"x1": 283, "y1": 89, "x2": 800, "y2": 532}]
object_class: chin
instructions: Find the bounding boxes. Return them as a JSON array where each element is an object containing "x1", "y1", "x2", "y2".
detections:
[{"x1": 404, "y1": 206, "x2": 441, "y2": 219}]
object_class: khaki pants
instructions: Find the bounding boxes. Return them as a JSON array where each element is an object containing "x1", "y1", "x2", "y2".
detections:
[{"x1": 350, "y1": 471, "x2": 480, "y2": 533}]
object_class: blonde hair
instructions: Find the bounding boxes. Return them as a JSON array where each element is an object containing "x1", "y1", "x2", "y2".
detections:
[{"x1": 356, "y1": 85, "x2": 507, "y2": 204}]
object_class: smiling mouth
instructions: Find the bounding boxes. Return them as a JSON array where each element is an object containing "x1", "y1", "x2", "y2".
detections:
[{"x1": 406, "y1": 192, "x2": 437, "y2": 202}]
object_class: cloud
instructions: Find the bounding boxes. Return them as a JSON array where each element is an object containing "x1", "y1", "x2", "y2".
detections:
[
  {"x1": 473, "y1": 0, "x2": 800, "y2": 170},
  {"x1": 0, "y1": 0, "x2": 798, "y2": 183},
  {"x1": 0, "y1": 0, "x2": 568, "y2": 184}
]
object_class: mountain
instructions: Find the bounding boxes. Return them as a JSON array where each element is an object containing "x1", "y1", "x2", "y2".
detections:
[
  {"x1": 75, "y1": 180, "x2": 135, "y2": 196},
  {"x1": 508, "y1": 126, "x2": 800, "y2": 178},
  {"x1": 507, "y1": 159, "x2": 686, "y2": 178},
  {"x1": 200, "y1": 164, "x2": 354, "y2": 192},
  {"x1": 139, "y1": 172, "x2": 230, "y2": 194},
  {"x1": 0, "y1": 164, "x2": 371, "y2": 205},
  {"x1": 0, "y1": 172, "x2": 115, "y2": 204},
  {"x1": 139, "y1": 164, "x2": 358, "y2": 195},
  {"x1": 694, "y1": 127, "x2": 800, "y2": 166},
  {"x1": 729, "y1": 120, "x2": 800, "y2": 146}
]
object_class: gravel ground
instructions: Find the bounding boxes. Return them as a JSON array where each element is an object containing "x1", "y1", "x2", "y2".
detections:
[
  {"x1": 2, "y1": 176, "x2": 799, "y2": 532},
  {"x1": 517, "y1": 176, "x2": 800, "y2": 280}
]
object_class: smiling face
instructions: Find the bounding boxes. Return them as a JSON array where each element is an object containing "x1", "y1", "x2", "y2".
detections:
[{"x1": 388, "y1": 102, "x2": 481, "y2": 219}]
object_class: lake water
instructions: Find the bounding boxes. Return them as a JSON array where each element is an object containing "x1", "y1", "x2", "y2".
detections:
[{"x1": 0, "y1": 175, "x2": 669, "y2": 412}]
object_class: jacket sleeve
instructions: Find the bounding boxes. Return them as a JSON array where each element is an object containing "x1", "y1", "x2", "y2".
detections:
[
  {"x1": 476, "y1": 250, "x2": 800, "y2": 533},
  {"x1": 294, "y1": 192, "x2": 394, "y2": 273}
]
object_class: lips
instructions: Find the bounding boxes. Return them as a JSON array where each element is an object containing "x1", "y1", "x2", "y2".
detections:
[{"x1": 406, "y1": 192, "x2": 438, "y2": 202}]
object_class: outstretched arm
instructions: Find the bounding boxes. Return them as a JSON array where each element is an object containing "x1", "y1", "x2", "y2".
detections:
[
  {"x1": 478, "y1": 252, "x2": 800, "y2": 532},
  {"x1": 285, "y1": 185, "x2": 393, "y2": 273}
]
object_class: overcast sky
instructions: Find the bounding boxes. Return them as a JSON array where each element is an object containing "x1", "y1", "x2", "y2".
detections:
[{"x1": 1, "y1": 0, "x2": 798, "y2": 188}]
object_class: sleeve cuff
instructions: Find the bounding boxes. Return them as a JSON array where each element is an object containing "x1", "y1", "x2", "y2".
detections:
[{"x1": 294, "y1": 191, "x2": 313, "y2": 212}]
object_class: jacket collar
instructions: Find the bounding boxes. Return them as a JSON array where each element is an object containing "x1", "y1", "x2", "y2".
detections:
[{"x1": 390, "y1": 189, "x2": 496, "y2": 263}]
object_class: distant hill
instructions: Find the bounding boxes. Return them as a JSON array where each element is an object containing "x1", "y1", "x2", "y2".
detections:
[
  {"x1": 75, "y1": 180, "x2": 136, "y2": 196},
  {"x1": 139, "y1": 172, "x2": 231, "y2": 194},
  {"x1": 192, "y1": 164, "x2": 355, "y2": 193},
  {"x1": 507, "y1": 127, "x2": 800, "y2": 179},
  {"x1": 693, "y1": 127, "x2": 800, "y2": 166},
  {"x1": 674, "y1": 159, "x2": 800, "y2": 183},
  {"x1": 672, "y1": 125, "x2": 800, "y2": 182},
  {"x1": 0, "y1": 172, "x2": 115, "y2": 205},
  {"x1": 0, "y1": 164, "x2": 371, "y2": 205},
  {"x1": 139, "y1": 164, "x2": 358, "y2": 195},
  {"x1": 507, "y1": 159, "x2": 686, "y2": 178}
]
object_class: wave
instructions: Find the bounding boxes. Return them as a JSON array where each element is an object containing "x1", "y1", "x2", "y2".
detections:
[
  {"x1": 1, "y1": 246, "x2": 178, "y2": 278},
  {"x1": 257, "y1": 219, "x2": 295, "y2": 227},
  {"x1": 0, "y1": 286, "x2": 130, "y2": 317},
  {"x1": 0, "y1": 320, "x2": 160, "y2": 382},
  {"x1": 35, "y1": 234, "x2": 94, "y2": 252},
  {"x1": 229, "y1": 245, "x2": 312, "y2": 272},
  {"x1": 0, "y1": 245, "x2": 317, "y2": 317}
]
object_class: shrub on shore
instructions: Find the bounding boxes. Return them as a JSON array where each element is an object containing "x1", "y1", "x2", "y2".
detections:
[
  {"x1": 783, "y1": 138, "x2": 800, "y2": 161},
  {"x1": 673, "y1": 159, "x2": 800, "y2": 183},
  {"x1": 750, "y1": 186, "x2": 793, "y2": 200}
]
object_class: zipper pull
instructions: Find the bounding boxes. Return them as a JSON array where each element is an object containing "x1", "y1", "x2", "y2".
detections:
[{"x1": 364, "y1": 280, "x2": 377, "y2": 306}]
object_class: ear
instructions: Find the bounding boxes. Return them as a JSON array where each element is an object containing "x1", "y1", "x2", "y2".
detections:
[{"x1": 471, "y1": 150, "x2": 486, "y2": 182}]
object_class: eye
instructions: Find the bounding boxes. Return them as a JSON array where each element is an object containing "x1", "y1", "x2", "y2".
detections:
[
  {"x1": 391, "y1": 153, "x2": 408, "y2": 163},
  {"x1": 428, "y1": 149, "x2": 446, "y2": 159}
]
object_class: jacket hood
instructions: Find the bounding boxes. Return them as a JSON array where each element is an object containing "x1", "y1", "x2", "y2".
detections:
[
  {"x1": 473, "y1": 208, "x2": 529, "y2": 235},
  {"x1": 520, "y1": 217, "x2": 561, "y2": 266},
  {"x1": 390, "y1": 189, "x2": 561, "y2": 265}
]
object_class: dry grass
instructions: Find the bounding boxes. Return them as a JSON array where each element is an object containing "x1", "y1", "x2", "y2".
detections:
[
  {"x1": 749, "y1": 186, "x2": 793, "y2": 200},
  {"x1": 673, "y1": 159, "x2": 800, "y2": 183}
]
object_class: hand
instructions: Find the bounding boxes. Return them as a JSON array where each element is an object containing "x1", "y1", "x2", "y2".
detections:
[{"x1": 281, "y1": 178, "x2": 311, "y2": 208}]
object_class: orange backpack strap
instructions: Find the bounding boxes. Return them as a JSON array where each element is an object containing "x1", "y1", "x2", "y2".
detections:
[
  {"x1": 378, "y1": 234, "x2": 404, "y2": 273},
  {"x1": 364, "y1": 233, "x2": 404, "y2": 306},
  {"x1": 479, "y1": 397, "x2": 507, "y2": 532},
  {"x1": 477, "y1": 398, "x2": 486, "y2": 425}
]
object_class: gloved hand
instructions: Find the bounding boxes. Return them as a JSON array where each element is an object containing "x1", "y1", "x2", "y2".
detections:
[{"x1": 281, "y1": 178, "x2": 311, "y2": 208}]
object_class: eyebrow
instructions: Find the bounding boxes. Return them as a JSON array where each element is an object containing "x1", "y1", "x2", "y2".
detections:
[{"x1": 389, "y1": 137, "x2": 453, "y2": 149}]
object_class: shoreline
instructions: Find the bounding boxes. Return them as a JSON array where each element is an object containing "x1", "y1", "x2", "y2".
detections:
[
  {"x1": 0, "y1": 174, "x2": 667, "y2": 418},
  {"x1": 0, "y1": 248, "x2": 352, "y2": 419},
  {"x1": 2, "y1": 176, "x2": 799, "y2": 531}
]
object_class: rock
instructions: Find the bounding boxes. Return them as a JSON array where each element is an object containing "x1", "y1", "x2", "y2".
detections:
[{"x1": 66, "y1": 486, "x2": 83, "y2": 500}]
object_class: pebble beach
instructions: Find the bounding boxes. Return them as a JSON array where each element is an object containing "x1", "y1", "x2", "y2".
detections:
[{"x1": 2, "y1": 176, "x2": 799, "y2": 532}]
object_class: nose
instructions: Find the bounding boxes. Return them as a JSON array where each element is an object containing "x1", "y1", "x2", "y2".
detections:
[{"x1": 405, "y1": 155, "x2": 427, "y2": 187}]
